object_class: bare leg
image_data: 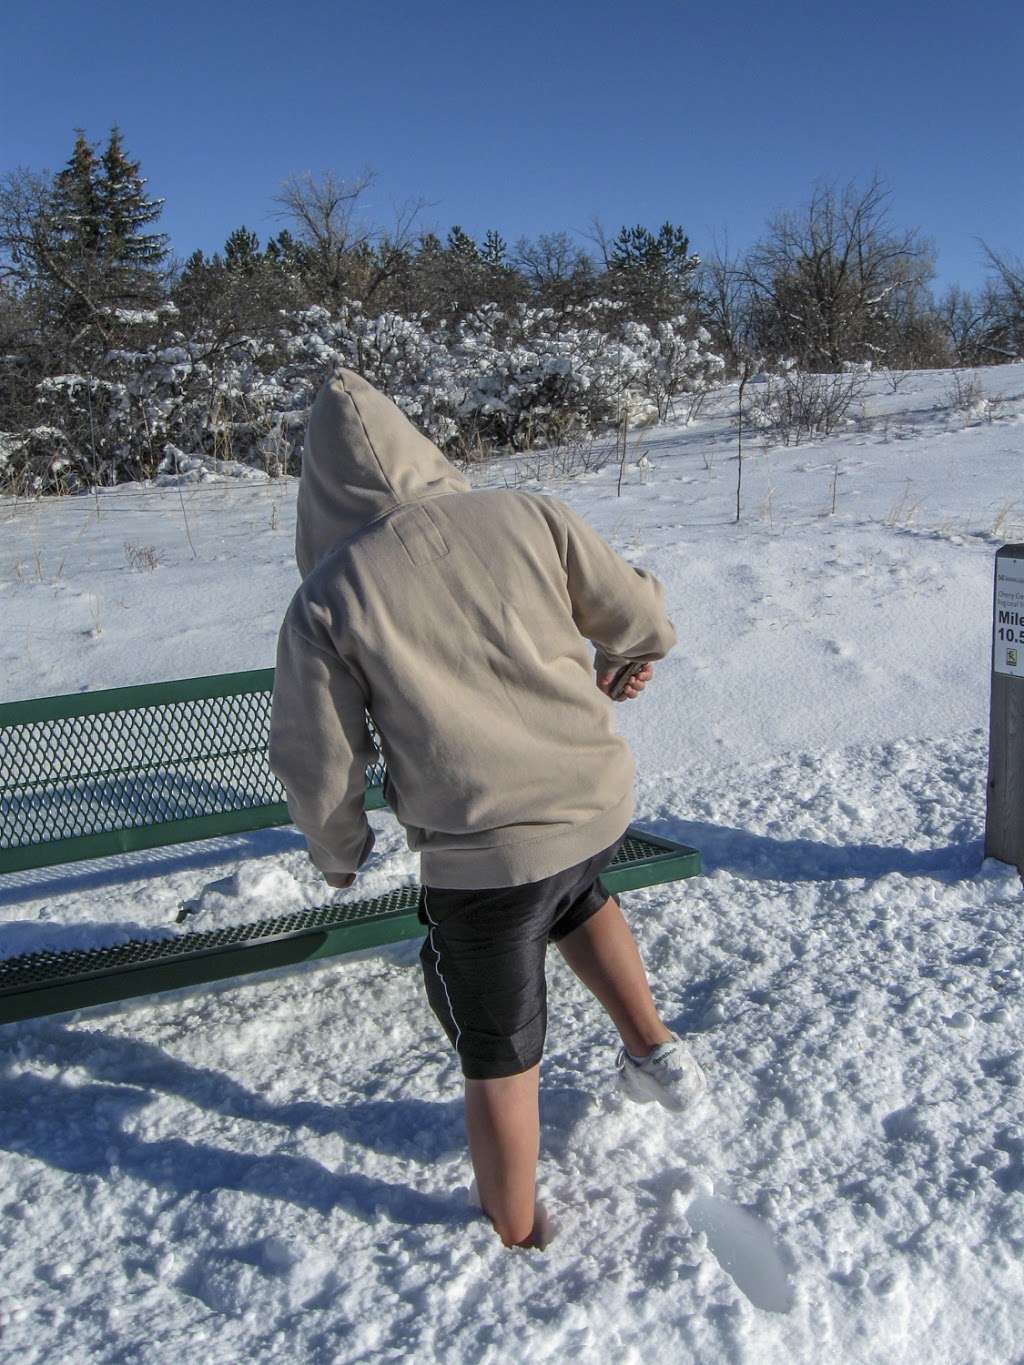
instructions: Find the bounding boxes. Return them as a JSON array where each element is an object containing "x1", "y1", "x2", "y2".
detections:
[
  {"x1": 464, "y1": 1064, "x2": 541, "y2": 1247},
  {"x1": 556, "y1": 897, "x2": 672, "y2": 1057}
]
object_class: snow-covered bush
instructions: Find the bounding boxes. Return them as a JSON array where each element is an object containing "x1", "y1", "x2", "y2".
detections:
[
  {"x1": 748, "y1": 368, "x2": 868, "y2": 446},
  {"x1": 451, "y1": 303, "x2": 612, "y2": 450},
  {"x1": 343, "y1": 306, "x2": 464, "y2": 447},
  {"x1": 0, "y1": 426, "x2": 78, "y2": 494},
  {"x1": 448, "y1": 300, "x2": 723, "y2": 452},
  {"x1": 621, "y1": 316, "x2": 725, "y2": 422},
  {"x1": 32, "y1": 373, "x2": 138, "y2": 490},
  {"x1": 2, "y1": 295, "x2": 729, "y2": 492}
]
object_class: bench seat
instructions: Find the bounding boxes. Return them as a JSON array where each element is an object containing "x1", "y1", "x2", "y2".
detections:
[
  {"x1": 0, "y1": 829, "x2": 698, "y2": 1024},
  {"x1": 0, "y1": 670, "x2": 700, "y2": 1023}
]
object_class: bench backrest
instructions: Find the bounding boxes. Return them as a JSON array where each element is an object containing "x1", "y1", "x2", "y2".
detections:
[{"x1": 0, "y1": 670, "x2": 387, "y2": 874}]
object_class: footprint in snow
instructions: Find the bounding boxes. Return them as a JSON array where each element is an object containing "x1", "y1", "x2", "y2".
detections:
[
  {"x1": 686, "y1": 1192, "x2": 795, "y2": 1314},
  {"x1": 642, "y1": 1170, "x2": 794, "y2": 1314}
]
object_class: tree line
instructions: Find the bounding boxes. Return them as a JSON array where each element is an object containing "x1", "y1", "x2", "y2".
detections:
[{"x1": 0, "y1": 129, "x2": 1020, "y2": 493}]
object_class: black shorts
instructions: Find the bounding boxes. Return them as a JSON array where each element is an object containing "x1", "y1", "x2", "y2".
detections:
[{"x1": 418, "y1": 836, "x2": 624, "y2": 1080}]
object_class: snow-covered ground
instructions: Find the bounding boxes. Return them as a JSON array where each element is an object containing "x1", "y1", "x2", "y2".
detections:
[{"x1": 1, "y1": 365, "x2": 1022, "y2": 1362}]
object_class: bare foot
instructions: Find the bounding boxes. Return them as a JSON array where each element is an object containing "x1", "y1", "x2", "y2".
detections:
[{"x1": 510, "y1": 1202, "x2": 555, "y2": 1251}]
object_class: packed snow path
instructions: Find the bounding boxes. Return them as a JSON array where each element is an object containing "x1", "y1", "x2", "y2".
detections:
[{"x1": 1, "y1": 366, "x2": 1022, "y2": 1361}]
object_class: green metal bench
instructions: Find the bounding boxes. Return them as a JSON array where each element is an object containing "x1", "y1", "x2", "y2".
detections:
[{"x1": 0, "y1": 670, "x2": 700, "y2": 1023}]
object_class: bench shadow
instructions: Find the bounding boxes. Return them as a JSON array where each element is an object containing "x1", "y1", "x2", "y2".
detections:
[
  {"x1": 10, "y1": 1023, "x2": 464, "y2": 1158},
  {"x1": 0, "y1": 826, "x2": 305, "y2": 909},
  {"x1": 0, "y1": 1027, "x2": 468, "y2": 1228},
  {"x1": 644, "y1": 813, "x2": 982, "y2": 884}
]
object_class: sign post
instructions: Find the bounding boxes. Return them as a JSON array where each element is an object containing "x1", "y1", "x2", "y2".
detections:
[{"x1": 986, "y1": 544, "x2": 1024, "y2": 874}]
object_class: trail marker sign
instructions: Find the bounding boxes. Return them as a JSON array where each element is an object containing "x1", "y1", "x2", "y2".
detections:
[
  {"x1": 994, "y1": 550, "x2": 1024, "y2": 678},
  {"x1": 986, "y1": 545, "x2": 1024, "y2": 874}
]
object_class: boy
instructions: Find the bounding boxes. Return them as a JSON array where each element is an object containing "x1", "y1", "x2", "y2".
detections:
[{"x1": 269, "y1": 369, "x2": 706, "y2": 1250}]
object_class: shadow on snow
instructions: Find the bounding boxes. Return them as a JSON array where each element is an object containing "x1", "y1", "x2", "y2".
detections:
[
  {"x1": 0, "y1": 1024, "x2": 472, "y2": 1230},
  {"x1": 646, "y1": 812, "x2": 982, "y2": 885}
]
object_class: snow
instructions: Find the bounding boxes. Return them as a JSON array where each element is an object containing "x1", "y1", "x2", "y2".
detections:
[{"x1": 1, "y1": 365, "x2": 1023, "y2": 1362}]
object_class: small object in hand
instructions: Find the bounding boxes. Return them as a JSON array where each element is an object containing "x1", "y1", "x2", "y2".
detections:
[{"x1": 609, "y1": 661, "x2": 647, "y2": 700}]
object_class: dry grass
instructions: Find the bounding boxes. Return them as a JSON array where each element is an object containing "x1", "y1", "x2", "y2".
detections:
[
  {"x1": 124, "y1": 542, "x2": 161, "y2": 572},
  {"x1": 991, "y1": 500, "x2": 1020, "y2": 540},
  {"x1": 504, "y1": 435, "x2": 613, "y2": 487},
  {"x1": 885, "y1": 480, "x2": 923, "y2": 527}
]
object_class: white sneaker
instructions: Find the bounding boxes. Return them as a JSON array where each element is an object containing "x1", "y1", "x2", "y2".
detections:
[{"x1": 616, "y1": 1033, "x2": 707, "y2": 1113}]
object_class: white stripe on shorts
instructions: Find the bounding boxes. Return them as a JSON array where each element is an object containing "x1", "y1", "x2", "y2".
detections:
[{"x1": 422, "y1": 888, "x2": 462, "y2": 1052}]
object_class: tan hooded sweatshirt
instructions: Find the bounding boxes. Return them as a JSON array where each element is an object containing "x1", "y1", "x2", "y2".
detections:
[{"x1": 269, "y1": 368, "x2": 677, "y2": 889}]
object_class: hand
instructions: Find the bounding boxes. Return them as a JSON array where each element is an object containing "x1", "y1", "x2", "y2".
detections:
[
  {"x1": 597, "y1": 662, "x2": 653, "y2": 702},
  {"x1": 323, "y1": 871, "x2": 356, "y2": 890}
]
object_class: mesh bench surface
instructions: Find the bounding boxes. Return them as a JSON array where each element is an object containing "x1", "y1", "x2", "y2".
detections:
[
  {"x1": 0, "y1": 669, "x2": 386, "y2": 875},
  {"x1": 0, "y1": 832, "x2": 698, "y2": 1023},
  {"x1": 0, "y1": 670, "x2": 700, "y2": 1023}
]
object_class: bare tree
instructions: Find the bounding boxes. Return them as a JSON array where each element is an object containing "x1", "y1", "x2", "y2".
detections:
[
  {"x1": 513, "y1": 231, "x2": 597, "y2": 314},
  {"x1": 934, "y1": 284, "x2": 995, "y2": 367},
  {"x1": 273, "y1": 168, "x2": 427, "y2": 310},
  {"x1": 0, "y1": 279, "x2": 41, "y2": 438},
  {"x1": 699, "y1": 233, "x2": 756, "y2": 374},
  {"x1": 740, "y1": 175, "x2": 935, "y2": 370},
  {"x1": 359, "y1": 194, "x2": 430, "y2": 304},
  {"x1": 585, "y1": 216, "x2": 614, "y2": 272},
  {"x1": 979, "y1": 242, "x2": 1024, "y2": 361},
  {"x1": 272, "y1": 167, "x2": 374, "y2": 307}
]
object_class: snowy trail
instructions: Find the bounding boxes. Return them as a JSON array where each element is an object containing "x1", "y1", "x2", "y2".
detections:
[{"x1": 1, "y1": 366, "x2": 1023, "y2": 1361}]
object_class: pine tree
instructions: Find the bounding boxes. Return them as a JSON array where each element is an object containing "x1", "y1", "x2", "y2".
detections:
[
  {"x1": 181, "y1": 248, "x2": 209, "y2": 278},
  {"x1": 29, "y1": 126, "x2": 169, "y2": 342},
  {"x1": 608, "y1": 222, "x2": 700, "y2": 323},
  {"x1": 52, "y1": 131, "x2": 103, "y2": 257},
  {"x1": 36, "y1": 131, "x2": 110, "y2": 342},
  {"x1": 224, "y1": 226, "x2": 262, "y2": 276},
  {"x1": 265, "y1": 229, "x2": 306, "y2": 274},
  {"x1": 95, "y1": 126, "x2": 168, "y2": 304},
  {"x1": 610, "y1": 223, "x2": 698, "y2": 283},
  {"x1": 446, "y1": 225, "x2": 479, "y2": 261},
  {"x1": 481, "y1": 229, "x2": 508, "y2": 267}
]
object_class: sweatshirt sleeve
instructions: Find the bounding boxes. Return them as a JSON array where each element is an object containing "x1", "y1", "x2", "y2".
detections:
[
  {"x1": 269, "y1": 618, "x2": 376, "y2": 878},
  {"x1": 555, "y1": 499, "x2": 678, "y2": 675}
]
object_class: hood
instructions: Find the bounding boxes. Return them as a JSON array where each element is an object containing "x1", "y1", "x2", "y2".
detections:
[{"x1": 295, "y1": 368, "x2": 470, "y2": 578}]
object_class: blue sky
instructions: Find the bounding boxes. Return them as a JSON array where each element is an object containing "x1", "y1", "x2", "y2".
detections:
[{"x1": 3, "y1": 0, "x2": 1020, "y2": 294}]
